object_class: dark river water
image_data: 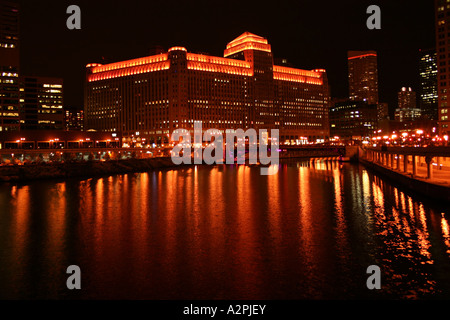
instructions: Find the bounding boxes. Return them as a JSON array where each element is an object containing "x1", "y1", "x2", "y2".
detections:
[{"x1": 1, "y1": 160, "x2": 450, "y2": 300}]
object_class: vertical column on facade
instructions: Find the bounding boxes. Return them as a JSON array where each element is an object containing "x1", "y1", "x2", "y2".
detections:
[
  {"x1": 403, "y1": 154, "x2": 408, "y2": 173},
  {"x1": 425, "y1": 155, "x2": 434, "y2": 180},
  {"x1": 412, "y1": 155, "x2": 417, "y2": 177},
  {"x1": 396, "y1": 154, "x2": 400, "y2": 170}
]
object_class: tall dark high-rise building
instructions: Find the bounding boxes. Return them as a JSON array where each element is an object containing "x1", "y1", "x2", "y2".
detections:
[
  {"x1": 419, "y1": 48, "x2": 438, "y2": 120},
  {"x1": 20, "y1": 76, "x2": 64, "y2": 130},
  {"x1": 347, "y1": 50, "x2": 379, "y2": 105},
  {"x1": 0, "y1": 0, "x2": 20, "y2": 132},
  {"x1": 85, "y1": 32, "x2": 330, "y2": 144},
  {"x1": 436, "y1": 0, "x2": 450, "y2": 135}
]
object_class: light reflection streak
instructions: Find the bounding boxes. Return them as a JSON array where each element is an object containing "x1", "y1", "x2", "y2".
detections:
[
  {"x1": 45, "y1": 183, "x2": 67, "y2": 262},
  {"x1": 417, "y1": 204, "x2": 432, "y2": 262},
  {"x1": 441, "y1": 214, "x2": 450, "y2": 255},
  {"x1": 333, "y1": 166, "x2": 350, "y2": 266},
  {"x1": 298, "y1": 167, "x2": 320, "y2": 286},
  {"x1": 11, "y1": 185, "x2": 30, "y2": 289}
]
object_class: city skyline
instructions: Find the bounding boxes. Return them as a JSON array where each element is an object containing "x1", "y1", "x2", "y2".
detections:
[{"x1": 16, "y1": 0, "x2": 435, "y2": 116}]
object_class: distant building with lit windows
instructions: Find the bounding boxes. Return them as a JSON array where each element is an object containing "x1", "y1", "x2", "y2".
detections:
[
  {"x1": 419, "y1": 48, "x2": 438, "y2": 120},
  {"x1": 436, "y1": 0, "x2": 450, "y2": 134},
  {"x1": 394, "y1": 87, "x2": 421, "y2": 122},
  {"x1": 20, "y1": 76, "x2": 64, "y2": 130},
  {"x1": 65, "y1": 109, "x2": 84, "y2": 131},
  {"x1": 329, "y1": 100, "x2": 377, "y2": 139},
  {"x1": 347, "y1": 50, "x2": 379, "y2": 105},
  {"x1": 377, "y1": 102, "x2": 389, "y2": 121},
  {"x1": 0, "y1": 0, "x2": 20, "y2": 132},
  {"x1": 398, "y1": 87, "x2": 417, "y2": 110},
  {"x1": 85, "y1": 32, "x2": 330, "y2": 144}
]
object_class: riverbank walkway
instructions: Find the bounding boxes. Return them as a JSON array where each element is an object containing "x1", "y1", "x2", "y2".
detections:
[{"x1": 364, "y1": 147, "x2": 450, "y2": 187}]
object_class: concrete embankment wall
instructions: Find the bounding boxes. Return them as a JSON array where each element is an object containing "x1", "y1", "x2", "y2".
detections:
[
  {"x1": 0, "y1": 157, "x2": 179, "y2": 183},
  {"x1": 360, "y1": 158, "x2": 450, "y2": 203}
]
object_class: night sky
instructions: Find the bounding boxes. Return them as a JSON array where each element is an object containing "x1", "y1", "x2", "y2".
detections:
[{"x1": 17, "y1": 0, "x2": 435, "y2": 117}]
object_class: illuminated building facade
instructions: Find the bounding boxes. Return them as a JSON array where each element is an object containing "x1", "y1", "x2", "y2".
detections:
[
  {"x1": 398, "y1": 87, "x2": 417, "y2": 110},
  {"x1": 348, "y1": 51, "x2": 378, "y2": 105},
  {"x1": 394, "y1": 87, "x2": 421, "y2": 122},
  {"x1": 0, "y1": 0, "x2": 20, "y2": 132},
  {"x1": 20, "y1": 76, "x2": 64, "y2": 130},
  {"x1": 419, "y1": 48, "x2": 438, "y2": 120},
  {"x1": 85, "y1": 32, "x2": 330, "y2": 144},
  {"x1": 436, "y1": 0, "x2": 450, "y2": 134},
  {"x1": 65, "y1": 109, "x2": 84, "y2": 131},
  {"x1": 329, "y1": 100, "x2": 377, "y2": 139}
]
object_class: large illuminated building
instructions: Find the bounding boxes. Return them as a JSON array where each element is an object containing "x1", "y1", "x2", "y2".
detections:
[
  {"x1": 85, "y1": 32, "x2": 330, "y2": 144},
  {"x1": 0, "y1": 0, "x2": 20, "y2": 132},
  {"x1": 436, "y1": 0, "x2": 450, "y2": 135}
]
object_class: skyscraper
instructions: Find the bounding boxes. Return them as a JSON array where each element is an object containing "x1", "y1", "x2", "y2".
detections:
[
  {"x1": 347, "y1": 50, "x2": 379, "y2": 105},
  {"x1": 436, "y1": 0, "x2": 450, "y2": 135},
  {"x1": 0, "y1": 0, "x2": 20, "y2": 132},
  {"x1": 419, "y1": 49, "x2": 438, "y2": 120}
]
